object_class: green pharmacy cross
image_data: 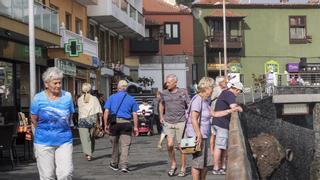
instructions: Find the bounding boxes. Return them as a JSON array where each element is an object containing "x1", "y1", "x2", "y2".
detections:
[{"x1": 64, "y1": 39, "x2": 83, "y2": 57}]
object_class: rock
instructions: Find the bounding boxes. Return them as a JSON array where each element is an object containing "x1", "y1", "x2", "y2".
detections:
[{"x1": 249, "y1": 133, "x2": 285, "y2": 180}]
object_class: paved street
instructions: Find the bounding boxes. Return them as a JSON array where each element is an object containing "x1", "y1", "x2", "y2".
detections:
[{"x1": 1, "y1": 134, "x2": 225, "y2": 180}]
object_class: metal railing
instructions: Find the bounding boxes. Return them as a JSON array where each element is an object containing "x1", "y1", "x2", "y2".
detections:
[
  {"x1": 60, "y1": 25, "x2": 98, "y2": 57},
  {"x1": 0, "y1": 0, "x2": 59, "y2": 34}
]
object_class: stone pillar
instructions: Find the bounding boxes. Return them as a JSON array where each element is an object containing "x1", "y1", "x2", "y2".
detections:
[{"x1": 310, "y1": 103, "x2": 320, "y2": 180}]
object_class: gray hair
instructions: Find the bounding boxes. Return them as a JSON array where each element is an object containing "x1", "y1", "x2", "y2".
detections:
[
  {"x1": 198, "y1": 77, "x2": 214, "y2": 92},
  {"x1": 42, "y1": 67, "x2": 63, "y2": 82},
  {"x1": 215, "y1": 76, "x2": 226, "y2": 86},
  {"x1": 166, "y1": 74, "x2": 178, "y2": 82}
]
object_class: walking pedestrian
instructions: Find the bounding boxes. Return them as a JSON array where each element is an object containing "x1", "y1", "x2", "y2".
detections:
[
  {"x1": 77, "y1": 83, "x2": 103, "y2": 161},
  {"x1": 186, "y1": 77, "x2": 239, "y2": 180},
  {"x1": 30, "y1": 67, "x2": 74, "y2": 180},
  {"x1": 159, "y1": 74, "x2": 190, "y2": 177},
  {"x1": 212, "y1": 82, "x2": 243, "y2": 175},
  {"x1": 104, "y1": 80, "x2": 139, "y2": 173}
]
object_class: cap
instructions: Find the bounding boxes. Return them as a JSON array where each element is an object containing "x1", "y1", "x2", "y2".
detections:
[{"x1": 230, "y1": 82, "x2": 243, "y2": 92}]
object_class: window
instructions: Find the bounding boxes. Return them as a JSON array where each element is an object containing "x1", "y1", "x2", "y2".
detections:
[
  {"x1": 289, "y1": 16, "x2": 307, "y2": 44},
  {"x1": 88, "y1": 23, "x2": 96, "y2": 40},
  {"x1": 120, "y1": 0, "x2": 128, "y2": 13},
  {"x1": 99, "y1": 30, "x2": 106, "y2": 62},
  {"x1": 164, "y1": 22, "x2": 180, "y2": 44},
  {"x1": 75, "y1": 18, "x2": 83, "y2": 34},
  {"x1": 130, "y1": 5, "x2": 136, "y2": 20},
  {"x1": 65, "y1": 12, "x2": 72, "y2": 30}
]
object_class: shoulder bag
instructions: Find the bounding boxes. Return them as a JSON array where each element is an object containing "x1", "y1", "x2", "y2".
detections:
[
  {"x1": 181, "y1": 96, "x2": 203, "y2": 154},
  {"x1": 108, "y1": 93, "x2": 127, "y2": 125}
]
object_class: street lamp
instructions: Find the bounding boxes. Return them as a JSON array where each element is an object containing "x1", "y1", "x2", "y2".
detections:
[
  {"x1": 159, "y1": 26, "x2": 165, "y2": 88},
  {"x1": 203, "y1": 39, "x2": 209, "y2": 77},
  {"x1": 223, "y1": 0, "x2": 228, "y2": 78}
]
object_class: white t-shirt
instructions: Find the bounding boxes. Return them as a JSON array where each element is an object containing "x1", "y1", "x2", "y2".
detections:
[{"x1": 138, "y1": 104, "x2": 153, "y2": 116}]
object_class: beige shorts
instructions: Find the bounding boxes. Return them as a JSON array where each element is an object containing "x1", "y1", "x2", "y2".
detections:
[{"x1": 163, "y1": 121, "x2": 185, "y2": 144}]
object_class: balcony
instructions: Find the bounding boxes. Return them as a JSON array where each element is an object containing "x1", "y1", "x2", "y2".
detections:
[
  {"x1": 86, "y1": 0, "x2": 145, "y2": 38},
  {"x1": 0, "y1": 0, "x2": 59, "y2": 34},
  {"x1": 208, "y1": 34, "x2": 243, "y2": 49},
  {"x1": 60, "y1": 25, "x2": 98, "y2": 57},
  {"x1": 130, "y1": 38, "x2": 159, "y2": 54},
  {"x1": 75, "y1": 0, "x2": 97, "y2": 5}
]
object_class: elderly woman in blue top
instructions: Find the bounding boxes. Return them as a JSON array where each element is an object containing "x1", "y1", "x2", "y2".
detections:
[
  {"x1": 104, "y1": 80, "x2": 139, "y2": 173},
  {"x1": 30, "y1": 67, "x2": 75, "y2": 180}
]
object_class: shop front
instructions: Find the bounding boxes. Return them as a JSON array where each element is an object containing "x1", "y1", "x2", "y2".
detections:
[{"x1": 0, "y1": 38, "x2": 48, "y2": 124}]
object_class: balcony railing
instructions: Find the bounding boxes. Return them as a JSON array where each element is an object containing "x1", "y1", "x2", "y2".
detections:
[
  {"x1": 208, "y1": 34, "x2": 243, "y2": 49},
  {"x1": 60, "y1": 25, "x2": 98, "y2": 57},
  {"x1": 130, "y1": 38, "x2": 159, "y2": 54},
  {"x1": 0, "y1": 0, "x2": 59, "y2": 34}
]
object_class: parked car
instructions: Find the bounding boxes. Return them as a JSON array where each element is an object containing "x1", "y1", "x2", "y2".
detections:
[{"x1": 125, "y1": 78, "x2": 143, "y2": 93}]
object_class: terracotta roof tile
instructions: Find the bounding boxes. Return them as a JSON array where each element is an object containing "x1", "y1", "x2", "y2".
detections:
[
  {"x1": 205, "y1": 9, "x2": 246, "y2": 18},
  {"x1": 193, "y1": 0, "x2": 239, "y2": 5},
  {"x1": 143, "y1": 0, "x2": 191, "y2": 14}
]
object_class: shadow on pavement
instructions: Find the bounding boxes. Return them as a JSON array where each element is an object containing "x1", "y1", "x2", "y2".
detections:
[{"x1": 130, "y1": 160, "x2": 167, "y2": 171}]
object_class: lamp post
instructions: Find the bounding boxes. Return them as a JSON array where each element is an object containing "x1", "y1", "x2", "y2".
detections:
[
  {"x1": 203, "y1": 39, "x2": 209, "y2": 77},
  {"x1": 223, "y1": 0, "x2": 228, "y2": 78},
  {"x1": 29, "y1": 0, "x2": 36, "y2": 99},
  {"x1": 159, "y1": 27, "x2": 165, "y2": 88}
]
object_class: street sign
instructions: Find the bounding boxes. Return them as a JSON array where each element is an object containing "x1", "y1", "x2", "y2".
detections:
[{"x1": 64, "y1": 39, "x2": 83, "y2": 57}]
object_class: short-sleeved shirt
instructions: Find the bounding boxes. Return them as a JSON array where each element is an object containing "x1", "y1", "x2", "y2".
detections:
[
  {"x1": 213, "y1": 90, "x2": 236, "y2": 130},
  {"x1": 186, "y1": 95, "x2": 211, "y2": 138},
  {"x1": 30, "y1": 90, "x2": 75, "y2": 146},
  {"x1": 161, "y1": 88, "x2": 190, "y2": 124},
  {"x1": 104, "y1": 91, "x2": 139, "y2": 120}
]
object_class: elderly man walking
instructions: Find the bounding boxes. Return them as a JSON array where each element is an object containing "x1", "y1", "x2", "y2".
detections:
[
  {"x1": 159, "y1": 74, "x2": 190, "y2": 177},
  {"x1": 104, "y1": 80, "x2": 139, "y2": 173}
]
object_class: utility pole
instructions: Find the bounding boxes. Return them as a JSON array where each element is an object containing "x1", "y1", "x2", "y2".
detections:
[{"x1": 29, "y1": 0, "x2": 36, "y2": 99}]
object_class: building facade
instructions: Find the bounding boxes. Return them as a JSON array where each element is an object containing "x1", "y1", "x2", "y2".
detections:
[
  {"x1": 129, "y1": 0, "x2": 194, "y2": 90},
  {"x1": 87, "y1": 0, "x2": 145, "y2": 96},
  {"x1": 193, "y1": 2, "x2": 320, "y2": 86}
]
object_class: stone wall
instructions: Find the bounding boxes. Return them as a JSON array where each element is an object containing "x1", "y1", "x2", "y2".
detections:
[{"x1": 240, "y1": 97, "x2": 314, "y2": 180}]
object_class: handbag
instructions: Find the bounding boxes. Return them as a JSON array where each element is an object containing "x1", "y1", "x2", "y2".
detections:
[
  {"x1": 78, "y1": 113, "x2": 97, "y2": 128},
  {"x1": 181, "y1": 96, "x2": 203, "y2": 154},
  {"x1": 108, "y1": 94, "x2": 127, "y2": 125},
  {"x1": 93, "y1": 123, "x2": 104, "y2": 139}
]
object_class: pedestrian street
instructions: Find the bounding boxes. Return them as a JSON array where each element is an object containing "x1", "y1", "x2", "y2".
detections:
[{"x1": 1, "y1": 134, "x2": 225, "y2": 180}]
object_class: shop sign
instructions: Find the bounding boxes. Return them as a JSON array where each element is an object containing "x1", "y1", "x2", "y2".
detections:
[
  {"x1": 92, "y1": 56, "x2": 100, "y2": 68},
  {"x1": 77, "y1": 69, "x2": 87, "y2": 79},
  {"x1": 207, "y1": 63, "x2": 227, "y2": 70},
  {"x1": 54, "y1": 59, "x2": 76, "y2": 76},
  {"x1": 264, "y1": 60, "x2": 280, "y2": 73},
  {"x1": 286, "y1": 63, "x2": 299, "y2": 73},
  {"x1": 228, "y1": 63, "x2": 241, "y2": 73},
  {"x1": 64, "y1": 39, "x2": 83, "y2": 57}
]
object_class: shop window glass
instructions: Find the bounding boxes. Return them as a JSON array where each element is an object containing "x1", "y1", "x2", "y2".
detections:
[{"x1": 0, "y1": 62, "x2": 14, "y2": 107}]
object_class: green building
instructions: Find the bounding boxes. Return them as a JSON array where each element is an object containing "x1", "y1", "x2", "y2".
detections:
[{"x1": 192, "y1": 3, "x2": 320, "y2": 87}]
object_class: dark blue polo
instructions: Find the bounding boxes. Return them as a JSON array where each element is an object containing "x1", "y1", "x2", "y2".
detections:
[{"x1": 104, "y1": 91, "x2": 139, "y2": 120}]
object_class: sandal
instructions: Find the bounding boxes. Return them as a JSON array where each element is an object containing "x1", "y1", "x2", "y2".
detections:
[
  {"x1": 177, "y1": 171, "x2": 186, "y2": 177},
  {"x1": 86, "y1": 155, "x2": 92, "y2": 161},
  {"x1": 167, "y1": 167, "x2": 177, "y2": 177}
]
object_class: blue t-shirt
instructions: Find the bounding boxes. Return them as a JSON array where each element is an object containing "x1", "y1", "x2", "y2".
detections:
[
  {"x1": 30, "y1": 91, "x2": 75, "y2": 146},
  {"x1": 104, "y1": 91, "x2": 139, "y2": 120},
  {"x1": 213, "y1": 90, "x2": 236, "y2": 130}
]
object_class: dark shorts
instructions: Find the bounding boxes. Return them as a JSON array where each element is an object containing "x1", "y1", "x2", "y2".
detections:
[{"x1": 110, "y1": 122, "x2": 132, "y2": 136}]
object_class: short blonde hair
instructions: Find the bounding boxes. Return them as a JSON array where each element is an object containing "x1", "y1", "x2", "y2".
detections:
[
  {"x1": 198, "y1": 77, "x2": 214, "y2": 92},
  {"x1": 117, "y1": 80, "x2": 128, "y2": 90}
]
